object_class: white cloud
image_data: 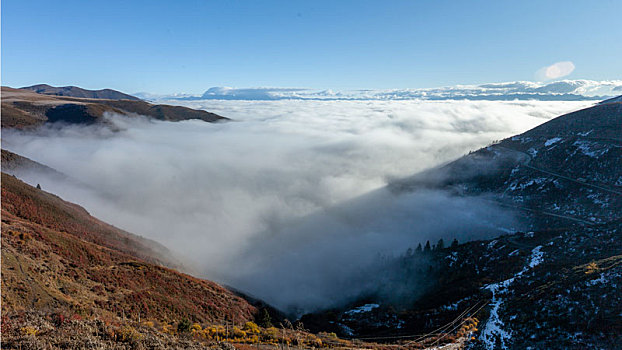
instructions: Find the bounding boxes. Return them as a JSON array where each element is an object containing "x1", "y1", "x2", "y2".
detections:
[
  {"x1": 536, "y1": 61, "x2": 576, "y2": 81},
  {"x1": 3, "y1": 99, "x2": 594, "y2": 312},
  {"x1": 137, "y1": 79, "x2": 622, "y2": 101}
]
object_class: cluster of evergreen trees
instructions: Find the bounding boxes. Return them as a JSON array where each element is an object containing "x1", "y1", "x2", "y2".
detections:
[{"x1": 405, "y1": 238, "x2": 459, "y2": 257}]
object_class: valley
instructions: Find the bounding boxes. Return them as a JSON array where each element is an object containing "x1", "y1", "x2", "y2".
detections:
[{"x1": 1, "y1": 86, "x2": 620, "y2": 349}]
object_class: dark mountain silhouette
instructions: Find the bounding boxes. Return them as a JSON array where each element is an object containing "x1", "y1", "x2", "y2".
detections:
[{"x1": 599, "y1": 94, "x2": 622, "y2": 104}]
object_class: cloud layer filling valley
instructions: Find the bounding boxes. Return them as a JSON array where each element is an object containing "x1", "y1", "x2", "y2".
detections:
[{"x1": 3, "y1": 99, "x2": 593, "y2": 312}]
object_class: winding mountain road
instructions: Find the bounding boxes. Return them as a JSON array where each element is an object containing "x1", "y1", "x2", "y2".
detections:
[{"x1": 495, "y1": 145, "x2": 622, "y2": 196}]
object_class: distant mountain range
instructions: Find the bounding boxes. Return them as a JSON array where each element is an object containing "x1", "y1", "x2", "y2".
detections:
[
  {"x1": 1, "y1": 86, "x2": 227, "y2": 129},
  {"x1": 21, "y1": 84, "x2": 141, "y2": 101},
  {"x1": 135, "y1": 79, "x2": 622, "y2": 101}
]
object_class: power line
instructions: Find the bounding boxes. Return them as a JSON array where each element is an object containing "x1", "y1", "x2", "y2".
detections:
[
  {"x1": 429, "y1": 300, "x2": 490, "y2": 346},
  {"x1": 408, "y1": 299, "x2": 488, "y2": 344},
  {"x1": 348, "y1": 299, "x2": 489, "y2": 342}
]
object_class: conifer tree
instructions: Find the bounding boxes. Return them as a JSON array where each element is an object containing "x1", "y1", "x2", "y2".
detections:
[
  {"x1": 451, "y1": 238, "x2": 459, "y2": 249},
  {"x1": 424, "y1": 240, "x2": 431, "y2": 252},
  {"x1": 177, "y1": 318, "x2": 191, "y2": 333},
  {"x1": 258, "y1": 308, "x2": 272, "y2": 328}
]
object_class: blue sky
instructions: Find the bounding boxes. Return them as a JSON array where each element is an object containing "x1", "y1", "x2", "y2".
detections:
[{"x1": 2, "y1": 0, "x2": 621, "y2": 94}]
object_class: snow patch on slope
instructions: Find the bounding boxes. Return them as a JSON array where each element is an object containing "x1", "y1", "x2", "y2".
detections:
[
  {"x1": 573, "y1": 140, "x2": 609, "y2": 158},
  {"x1": 344, "y1": 304, "x2": 379, "y2": 316},
  {"x1": 544, "y1": 137, "x2": 562, "y2": 147},
  {"x1": 481, "y1": 246, "x2": 545, "y2": 349},
  {"x1": 528, "y1": 246, "x2": 544, "y2": 268}
]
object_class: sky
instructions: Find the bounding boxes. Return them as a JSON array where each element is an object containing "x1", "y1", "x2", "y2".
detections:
[{"x1": 2, "y1": 0, "x2": 622, "y2": 94}]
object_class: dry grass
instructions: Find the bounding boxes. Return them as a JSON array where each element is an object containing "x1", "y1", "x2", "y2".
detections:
[{"x1": 1, "y1": 173, "x2": 256, "y2": 324}]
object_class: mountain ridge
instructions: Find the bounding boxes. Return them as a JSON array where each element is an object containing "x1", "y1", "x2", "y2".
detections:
[
  {"x1": 21, "y1": 84, "x2": 141, "y2": 101},
  {"x1": 299, "y1": 98, "x2": 622, "y2": 348},
  {"x1": 1, "y1": 86, "x2": 227, "y2": 129}
]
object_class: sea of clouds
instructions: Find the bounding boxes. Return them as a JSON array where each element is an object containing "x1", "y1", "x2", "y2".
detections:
[
  {"x1": 135, "y1": 79, "x2": 622, "y2": 101},
  {"x1": 3, "y1": 99, "x2": 595, "y2": 313}
]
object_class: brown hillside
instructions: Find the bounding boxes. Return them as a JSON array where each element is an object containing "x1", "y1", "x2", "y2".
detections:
[
  {"x1": 21, "y1": 84, "x2": 141, "y2": 101},
  {"x1": 1, "y1": 173, "x2": 256, "y2": 324},
  {"x1": 1, "y1": 86, "x2": 227, "y2": 128},
  {"x1": 2, "y1": 149, "x2": 67, "y2": 178}
]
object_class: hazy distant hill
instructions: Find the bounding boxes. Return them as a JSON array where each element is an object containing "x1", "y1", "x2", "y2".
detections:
[
  {"x1": 1, "y1": 86, "x2": 227, "y2": 128},
  {"x1": 21, "y1": 84, "x2": 141, "y2": 101}
]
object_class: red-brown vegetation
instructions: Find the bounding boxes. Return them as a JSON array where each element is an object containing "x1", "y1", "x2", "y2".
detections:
[{"x1": 1, "y1": 173, "x2": 256, "y2": 325}]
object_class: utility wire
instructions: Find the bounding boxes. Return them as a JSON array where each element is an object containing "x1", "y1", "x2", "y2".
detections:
[{"x1": 349, "y1": 299, "x2": 488, "y2": 342}]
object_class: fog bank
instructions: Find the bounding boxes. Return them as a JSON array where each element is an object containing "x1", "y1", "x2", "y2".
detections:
[{"x1": 3, "y1": 99, "x2": 593, "y2": 312}]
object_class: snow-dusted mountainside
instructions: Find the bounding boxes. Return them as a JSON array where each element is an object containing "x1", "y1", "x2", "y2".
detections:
[
  {"x1": 301, "y1": 99, "x2": 622, "y2": 348},
  {"x1": 393, "y1": 99, "x2": 621, "y2": 229},
  {"x1": 305, "y1": 222, "x2": 620, "y2": 348},
  {"x1": 140, "y1": 80, "x2": 622, "y2": 101}
]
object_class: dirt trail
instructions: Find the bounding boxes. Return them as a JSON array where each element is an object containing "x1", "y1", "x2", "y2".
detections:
[{"x1": 495, "y1": 145, "x2": 622, "y2": 196}]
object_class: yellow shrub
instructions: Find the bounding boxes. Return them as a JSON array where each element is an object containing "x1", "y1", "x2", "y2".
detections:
[
  {"x1": 585, "y1": 262, "x2": 599, "y2": 274},
  {"x1": 246, "y1": 335, "x2": 259, "y2": 344},
  {"x1": 243, "y1": 321, "x2": 261, "y2": 334},
  {"x1": 306, "y1": 335, "x2": 322, "y2": 347},
  {"x1": 232, "y1": 326, "x2": 247, "y2": 339},
  {"x1": 119, "y1": 326, "x2": 143, "y2": 342},
  {"x1": 261, "y1": 327, "x2": 279, "y2": 342},
  {"x1": 20, "y1": 326, "x2": 39, "y2": 336},
  {"x1": 208, "y1": 325, "x2": 225, "y2": 335},
  {"x1": 161, "y1": 324, "x2": 176, "y2": 335},
  {"x1": 457, "y1": 317, "x2": 479, "y2": 338}
]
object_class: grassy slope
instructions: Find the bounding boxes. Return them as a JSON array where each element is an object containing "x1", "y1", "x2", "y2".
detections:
[{"x1": 1, "y1": 173, "x2": 256, "y2": 324}]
